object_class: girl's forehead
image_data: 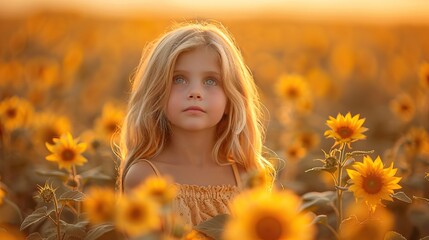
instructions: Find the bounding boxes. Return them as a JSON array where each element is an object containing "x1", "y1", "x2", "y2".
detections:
[{"x1": 173, "y1": 47, "x2": 221, "y2": 72}]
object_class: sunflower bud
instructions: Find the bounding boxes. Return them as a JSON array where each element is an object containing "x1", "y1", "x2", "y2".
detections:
[
  {"x1": 37, "y1": 182, "x2": 56, "y2": 203},
  {"x1": 324, "y1": 156, "x2": 337, "y2": 169}
]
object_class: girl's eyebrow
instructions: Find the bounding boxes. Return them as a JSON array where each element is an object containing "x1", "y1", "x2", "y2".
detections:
[{"x1": 173, "y1": 70, "x2": 221, "y2": 76}]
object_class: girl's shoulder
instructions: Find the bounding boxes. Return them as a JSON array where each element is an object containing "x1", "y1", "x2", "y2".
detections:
[{"x1": 123, "y1": 159, "x2": 159, "y2": 194}]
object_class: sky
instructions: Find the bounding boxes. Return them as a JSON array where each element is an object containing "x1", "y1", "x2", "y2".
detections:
[{"x1": 1, "y1": 0, "x2": 429, "y2": 24}]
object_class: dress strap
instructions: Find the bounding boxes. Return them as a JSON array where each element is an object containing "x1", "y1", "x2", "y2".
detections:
[
  {"x1": 231, "y1": 162, "x2": 242, "y2": 188},
  {"x1": 136, "y1": 159, "x2": 161, "y2": 177}
]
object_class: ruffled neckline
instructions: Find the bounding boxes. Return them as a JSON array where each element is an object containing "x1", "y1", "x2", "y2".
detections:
[{"x1": 175, "y1": 183, "x2": 240, "y2": 199}]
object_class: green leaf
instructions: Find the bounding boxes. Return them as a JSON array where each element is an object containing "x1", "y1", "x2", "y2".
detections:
[
  {"x1": 84, "y1": 223, "x2": 116, "y2": 240},
  {"x1": 302, "y1": 191, "x2": 336, "y2": 201},
  {"x1": 345, "y1": 150, "x2": 374, "y2": 158},
  {"x1": 391, "y1": 192, "x2": 412, "y2": 203},
  {"x1": 35, "y1": 169, "x2": 68, "y2": 179},
  {"x1": 26, "y1": 232, "x2": 45, "y2": 240},
  {"x1": 335, "y1": 185, "x2": 349, "y2": 191},
  {"x1": 300, "y1": 197, "x2": 333, "y2": 212},
  {"x1": 384, "y1": 231, "x2": 407, "y2": 240},
  {"x1": 342, "y1": 158, "x2": 355, "y2": 167},
  {"x1": 413, "y1": 196, "x2": 429, "y2": 203},
  {"x1": 59, "y1": 190, "x2": 86, "y2": 202},
  {"x1": 194, "y1": 214, "x2": 229, "y2": 240},
  {"x1": 300, "y1": 191, "x2": 336, "y2": 212},
  {"x1": 305, "y1": 166, "x2": 336, "y2": 173},
  {"x1": 80, "y1": 167, "x2": 112, "y2": 181},
  {"x1": 60, "y1": 220, "x2": 87, "y2": 240},
  {"x1": 312, "y1": 215, "x2": 328, "y2": 225},
  {"x1": 20, "y1": 206, "x2": 49, "y2": 231}
]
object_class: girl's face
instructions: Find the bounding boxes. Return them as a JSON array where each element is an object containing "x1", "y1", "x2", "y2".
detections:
[{"x1": 166, "y1": 46, "x2": 227, "y2": 133}]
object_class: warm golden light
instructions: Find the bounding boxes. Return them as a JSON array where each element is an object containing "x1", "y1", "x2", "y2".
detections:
[{"x1": 1, "y1": 0, "x2": 429, "y2": 24}]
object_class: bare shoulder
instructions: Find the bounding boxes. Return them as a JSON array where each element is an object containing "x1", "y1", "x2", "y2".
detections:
[{"x1": 123, "y1": 160, "x2": 157, "y2": 194}]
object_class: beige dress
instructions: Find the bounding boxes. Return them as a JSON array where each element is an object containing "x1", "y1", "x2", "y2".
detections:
[{"x1": 139, "y1": 159, "x2": 242, "y2": 226}]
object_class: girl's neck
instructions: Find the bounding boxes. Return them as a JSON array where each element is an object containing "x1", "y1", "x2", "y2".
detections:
[{"x1": 165, "y1": 128, "x2": 216, "y2": 166}]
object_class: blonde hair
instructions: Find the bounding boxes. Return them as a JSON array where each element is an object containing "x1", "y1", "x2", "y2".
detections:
[{"x1": 118, "y1": 21, "x2": 274, "y2": 190}]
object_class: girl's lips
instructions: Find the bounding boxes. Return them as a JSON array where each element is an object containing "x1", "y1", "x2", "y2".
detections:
[{"x1": 184, "y1": 106, "x2": 205, "y2": 112}]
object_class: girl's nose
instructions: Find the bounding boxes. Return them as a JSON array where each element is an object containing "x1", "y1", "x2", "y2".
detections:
[
  {"x1": 187, "y1": 81, "x2": 203, "y2": 100},
  {"x1": 188, "y1": 91, "x2": 202, "y2": 100}
]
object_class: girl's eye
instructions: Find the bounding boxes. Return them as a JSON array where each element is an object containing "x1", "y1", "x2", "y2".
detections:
[
  {"x1": 205, "y1": 79, "x2": 217, "y2": 86},
  {"x1": 173, "y1": 76, "x2": 186, "y2": 84}
]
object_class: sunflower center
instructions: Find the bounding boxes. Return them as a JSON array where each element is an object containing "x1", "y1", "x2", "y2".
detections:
[
  {"x1": 288, "y1": 148, "x2": 298, "y2": 157},
  {"x1": 286, "y1": 87, "x2": 298, "y2": 99},
  {"x1": 105, "y1": 121, "x2": 117, "y2": 134},
  {"x1": 6, "y1": 108, "x2": 17, "y2": 118},
  {"x1": 95, "y1": 201, "x2": 109, "y2": 218},
  {"x1": 336, "y1": 126, "x2": 353, "y2": 139},
  {"x1": 300, "y1": 135, "x2": 312, "y2": 148},
  {"x1": 255, "y1": 216, "x2": 284, "y2": 240},
  {"x1": 150, "y1": 188, "x2": 166, "y2": 200},
  {"x1": 61, "y1": 149, "x2": 76, "y2": 161},
  {"x1": 362, "y1": 174, "x2": 383, "y2": 194},
  {"x1": 128, "y1": 205, "x2": 145, "y2": 222},
  {"x1": 400, "y1": 104, "x2": 410, "y2": 112}
]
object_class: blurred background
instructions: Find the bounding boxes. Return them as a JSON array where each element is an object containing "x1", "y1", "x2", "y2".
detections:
[{"x1": 0, "y1": 0, "x2": 428, "y2": 239}]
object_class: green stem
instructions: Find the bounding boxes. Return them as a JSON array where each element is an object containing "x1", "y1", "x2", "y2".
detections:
[
  {"x1": 70, "y1": 164, "x2": 81, "y2": 217},
  {"x1": 53, "y1": 192, "x2": 61, "y2": 240},
  {"x1": 322, "y1": 222, "x2": 340, "y2": 240},
  {"x1": 71, "y1": 165, "x2": 77, "y2": 191},
  {"x1": 336, "y1": 143, "x2": 346, "y2": 230}
]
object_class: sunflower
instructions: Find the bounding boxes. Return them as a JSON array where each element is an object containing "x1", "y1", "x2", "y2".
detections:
[
  {"x1": 94, "y1": 103, "x2": 124, "y2": 143},
  {"x1": 45, "y1": 133, "x2": 88, "y2": 171},
  {"x1": 389, "y1": 93, "x2": 415, "y2": 122},
  {"x1": 33, "y1": 112, "x2": 71, "y2": 145},
  {"x1": 133, "y1": 176, "x2": 177, "y2": 207},
  {"x1": 274, "y1": 74, "x2": 309, "y2": 103},
  {"x1": 405, "y1": 127, "x2": 429, "y2": 156},
  {"x1": 223, "y1": 189, "x2": 315, "y2": 240},
  {"x1": 0, "y1": 96, "x2": 33, "y2": 132},
  {"x1": 284, "y1": 143, "x2": 307, "y2": 162},
  {"x1": 296, "y1": 131, "x2": 320, "y2": 150},
  {"x1": 25, "y1": 57, "x2": 59, "y2": 88},
  {"x1": 116, "y1": 193, "x2": 160, "y2": 237},
  {"x1": 83, "y1": 187, "x2": 116, "y2": 224},
  {"x1": 419, "y1": 62, "x2": 429, "y2": 90},
  {"x1": 341, "y1": 202, "x2": 393, "y2": 240},
  {"x1": 324, "y1": 112, "x2": 368, "y2": 148},
  {"x1": 347, "y1": 156, "x2": 402, "y2": 211}
]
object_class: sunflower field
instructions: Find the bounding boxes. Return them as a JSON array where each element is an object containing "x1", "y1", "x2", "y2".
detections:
[{"x1": 0, "y1": 10, "x2": 429, "y2": 240}]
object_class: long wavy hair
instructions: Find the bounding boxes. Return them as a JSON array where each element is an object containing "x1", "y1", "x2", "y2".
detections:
[{"x1": 118, "y1": 21, "x2": 274, "y2": 191}]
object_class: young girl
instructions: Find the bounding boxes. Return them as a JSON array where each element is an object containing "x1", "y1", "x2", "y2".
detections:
[{"x1": 118, "y1": 21, "x2": 275, "y2": 227}]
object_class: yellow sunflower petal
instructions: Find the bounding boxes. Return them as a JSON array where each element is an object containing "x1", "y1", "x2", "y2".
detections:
[{"x1": 347, "y1": 155, "x2": 402, "y2": 211}]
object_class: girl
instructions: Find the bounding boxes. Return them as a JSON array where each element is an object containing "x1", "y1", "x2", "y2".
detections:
[{"x1": 119, "y1": 21, "x2": 275, "y2": 227}]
